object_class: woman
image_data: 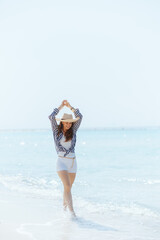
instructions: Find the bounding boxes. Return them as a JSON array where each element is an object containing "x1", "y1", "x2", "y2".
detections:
[{"x1": 48, "y1": 100, "x2": 83, "y2": 217}]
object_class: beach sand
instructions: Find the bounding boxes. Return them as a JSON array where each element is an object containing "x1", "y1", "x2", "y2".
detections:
[{"x1": 0, "y1": 222, "x2": 33, "y2": 240}]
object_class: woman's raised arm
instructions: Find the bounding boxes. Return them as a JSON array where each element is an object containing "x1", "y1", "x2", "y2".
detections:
[
  {"x1": 48, "y1": 100, "x2": 66, "y2": 132},
  {"x1": 66, "y1": 101, "x2": 83, "y2": 133}
]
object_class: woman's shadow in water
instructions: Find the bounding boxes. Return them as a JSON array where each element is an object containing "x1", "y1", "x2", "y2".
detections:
[{"x1": 72, "y1": 216, "x2": 118, "y2": 232}]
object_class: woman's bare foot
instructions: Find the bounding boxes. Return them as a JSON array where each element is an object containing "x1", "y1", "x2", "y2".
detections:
[
  {"x1": 63, "y1": 205, "x2": 67, "y2": 212},
  {"x1": 70, "y1": 211, "x2": 76, "y2": 218}
]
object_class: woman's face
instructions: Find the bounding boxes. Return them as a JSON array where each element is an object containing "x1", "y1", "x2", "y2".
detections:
[{"x1": 62, "y1": 121, "x2": 72, "y2": 131}]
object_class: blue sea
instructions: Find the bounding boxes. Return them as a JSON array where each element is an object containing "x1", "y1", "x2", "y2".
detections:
[{"x1": 0, "y1": 128, "x2": 160, "y2": 239}]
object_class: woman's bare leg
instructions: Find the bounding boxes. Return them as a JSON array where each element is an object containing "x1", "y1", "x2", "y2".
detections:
[
  {"x1": 68, "y1": 172, "x2": 76, "y2": 186},
  {"x1": 63, "y1": 191, "x2": 67, "y2": 211},
  {"x1": 63, "y1": 172, "x2": 76, "y2": 211},
  {"x1": 57, "y1": 170, "x2": 76, "y2": 215}
]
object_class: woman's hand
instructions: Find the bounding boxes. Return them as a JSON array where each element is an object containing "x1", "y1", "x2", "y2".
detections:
[
  {"x1": 62, "y1": 100, "x2": 68, "y2": 106},
  {"x1": 65, "y1": 100, "x2": 72, "y2": 109},
  {"x1": 58, "y1": 100, "x2": 73, "y2": 111},
  {"x1": 58, "y1": 100, "x2": 67, "y2": 110},
  {"x1": 65, "y1": 101, "x2": 75, "y2": 112}
]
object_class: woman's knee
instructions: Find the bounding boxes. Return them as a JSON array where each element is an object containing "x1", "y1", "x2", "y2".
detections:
[{"x1": 64, "y1": 183, "x2": 71, "y2": 192}]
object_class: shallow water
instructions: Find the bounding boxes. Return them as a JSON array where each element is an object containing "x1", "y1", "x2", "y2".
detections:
[{"x1": 0, "y1": 128, "x2": 160, "y2": 239}]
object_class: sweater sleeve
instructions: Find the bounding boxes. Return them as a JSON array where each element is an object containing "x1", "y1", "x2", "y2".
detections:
[
  {"x1": 72, "y1": 108, "x2": 83, "y2": 133},
  {"x1": 48, "y1": 108, "x2": 59, "y2": 133}
]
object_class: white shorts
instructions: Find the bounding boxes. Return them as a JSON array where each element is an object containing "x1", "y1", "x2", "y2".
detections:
[{"x1": 56, "y1": 152, "x2": 77, "y2": 173}]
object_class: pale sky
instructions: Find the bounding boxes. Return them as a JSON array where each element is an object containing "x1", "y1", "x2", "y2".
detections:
[{"x1": 0, "y1": 0, "x2": 160, "y2": 129}]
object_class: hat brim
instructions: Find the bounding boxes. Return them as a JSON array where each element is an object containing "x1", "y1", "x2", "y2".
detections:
[{"x1": 55, "y1": 117, "x2": 80, "y2": 123}]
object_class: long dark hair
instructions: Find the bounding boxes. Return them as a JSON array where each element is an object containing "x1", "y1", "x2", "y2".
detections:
[{"x1": 58, "y1": 122, "x2": 74, "y2": 141}]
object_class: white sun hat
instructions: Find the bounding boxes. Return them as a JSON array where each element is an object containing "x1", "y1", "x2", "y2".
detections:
[{"x1": 56, "y1": 113, "x2": 79, "y2": 122}]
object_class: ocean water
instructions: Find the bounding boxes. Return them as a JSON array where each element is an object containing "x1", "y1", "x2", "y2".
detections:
[{"x1": 0, "y1": 128, "x2": 160, "y2": 240}]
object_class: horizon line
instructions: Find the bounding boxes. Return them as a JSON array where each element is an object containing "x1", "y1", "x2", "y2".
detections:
[{"x1": 0, "y1": 126, "x2": 160, "y2": 131}]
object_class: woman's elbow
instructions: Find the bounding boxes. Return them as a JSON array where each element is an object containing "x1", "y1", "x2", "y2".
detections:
[{"x1": 48, "y1": 115, "x2": 53, "y2": 120}]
